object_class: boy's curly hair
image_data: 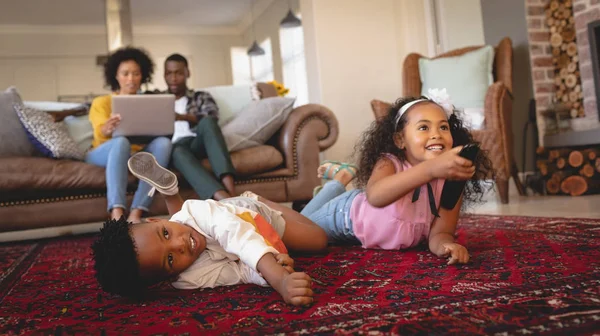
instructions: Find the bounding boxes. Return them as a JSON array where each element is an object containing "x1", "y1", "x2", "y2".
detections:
[
  {"x1": 91, "y1": 217, "x2": 145, "y2": 297},
  {"x1": 103, "y1": 47, "x2": 155, "y2": 91},
  {"x1": 353, "y1": 96, "x2": 495, "y2": 207}
]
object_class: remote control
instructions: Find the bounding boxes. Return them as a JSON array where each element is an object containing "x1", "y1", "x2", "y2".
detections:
[{"x1": 439, "y1": 143, "x2": 480, "y2": 210}]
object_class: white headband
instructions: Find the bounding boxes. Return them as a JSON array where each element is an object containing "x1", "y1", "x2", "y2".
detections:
[{"x1": 394, "y1": 88, "x2": 454, "y2": 127}]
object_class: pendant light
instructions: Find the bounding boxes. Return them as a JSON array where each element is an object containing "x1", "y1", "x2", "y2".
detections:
[
  {"x1": 247, "y1": 0, "x2": 265, "y2": 56},
  {"x1": 280, "y1": 0, "x2": 301, "y2": 28}
]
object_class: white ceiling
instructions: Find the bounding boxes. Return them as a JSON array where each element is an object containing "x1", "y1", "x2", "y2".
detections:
[{"x1": 0, "y1": 0, "x2": 254, "y2": 27}]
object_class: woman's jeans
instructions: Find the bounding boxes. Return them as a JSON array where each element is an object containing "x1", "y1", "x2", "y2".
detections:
[
  {"x1": 85, "y1": 136, "x2": 172, "y2": 212},
  {"x1": 300, "y1": 180, "x2": 361, "y2": 243}
]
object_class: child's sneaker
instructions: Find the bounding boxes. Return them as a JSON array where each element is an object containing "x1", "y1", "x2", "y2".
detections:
[{"x1": 128, "y1": 152, "x2": 178, "y2": 196}]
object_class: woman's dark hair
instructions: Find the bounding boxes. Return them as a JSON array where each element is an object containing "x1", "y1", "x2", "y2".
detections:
[
  {"x1": 103, "y1": 47, "x2": 155, "y2": 91},
  {"x1": 353, "y1": 96, "x2": 495, "y2": 207}
]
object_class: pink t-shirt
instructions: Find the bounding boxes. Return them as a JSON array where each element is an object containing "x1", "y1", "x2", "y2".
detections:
[{"x1": 350, "y1": 154, "x2": 445, "y2": 250}]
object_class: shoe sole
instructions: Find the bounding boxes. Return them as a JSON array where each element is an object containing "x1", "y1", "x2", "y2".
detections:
[{"x1": 127, "y1": 152, "x2": 177, "y2": 190}]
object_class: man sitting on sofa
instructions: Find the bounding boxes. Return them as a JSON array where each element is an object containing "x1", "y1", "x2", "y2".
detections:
[{"x1": 153, "y1": 53, "x2": 237, "y2": 200}]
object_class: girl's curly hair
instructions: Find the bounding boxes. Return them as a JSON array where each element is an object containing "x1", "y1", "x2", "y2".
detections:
[
  {"x1": 353, "y1": 96, "x2": 495, "y2": 207},
  {"x1": 103, "y1": 47, "x2": 155, "y2": 91}
]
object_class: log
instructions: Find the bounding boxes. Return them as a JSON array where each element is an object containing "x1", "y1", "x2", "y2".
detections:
[
  {"x1": 551, "y1": 170, "x2": 568, "y2": 182},
  {"x1": 560, "y1": 175, "x2": 600, "y2": 196},
  {"x1": 568, "y1": 150, "x2": 584, "y2": 167},
  {"x1": 536, "y1": 147, "x2": 548, "y2": 157},
  {"x1": 548, "y1": 148, "x2": 572, "y2": 161},
  {"x1": 538, "y1": 160, "x2": 558, "y2": 176},
  {"x1": 580, "y1": 164, "x2": 595, "y2": 178},
  {"x1": 582, "y1": 148, "x2": 599, "y2": 161},
  {"x1": 546, "y1": 178, "x2": 561, "y2": 194},
  {"x1": 557, "y1": 157, "x2": 567, "y2": 169}
]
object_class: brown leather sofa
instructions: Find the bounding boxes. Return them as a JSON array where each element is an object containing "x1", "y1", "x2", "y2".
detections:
[{"x1": 0, "y1": 83, "x2": 338, "y2": 240}]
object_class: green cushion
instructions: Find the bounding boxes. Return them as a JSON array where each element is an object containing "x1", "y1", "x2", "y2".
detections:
[{"x1": 419, "y1": 45, "x2": 494, "y2": 109}]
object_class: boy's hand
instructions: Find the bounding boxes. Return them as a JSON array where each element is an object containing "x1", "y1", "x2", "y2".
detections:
[
  {"x1": 280, "y1": 272, "x2": 314, "y2": 306},
  {"x1": 276, "y1": 254, "x2": 295, "y2": 273},
  {"x1": 442, "y1": 242, "x2": 470, "y2": 265},
  {"x1": 428, "y1": 146, "x2": 475, "y2": 181}
]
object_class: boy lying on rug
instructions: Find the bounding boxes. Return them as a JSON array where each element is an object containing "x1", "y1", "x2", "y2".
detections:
[{"x1": 92, "y1": 152, "x2": 328, "y2": 306}]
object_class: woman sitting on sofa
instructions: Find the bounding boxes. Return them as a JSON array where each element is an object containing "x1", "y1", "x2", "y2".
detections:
[{"x1": 86, "y1": 47, "x2": 172, "y2": 223}]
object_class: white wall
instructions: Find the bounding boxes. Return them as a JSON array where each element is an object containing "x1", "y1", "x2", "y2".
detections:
[
  {"x1": 436, "y1": 0, "x2": 485, "y2": 52},
  {"x1": 0, "y1": 27, "x2": 241, "y2": 101},
  {"x1": 300, "y1": 0, "x2": 430, "y2": 162}
]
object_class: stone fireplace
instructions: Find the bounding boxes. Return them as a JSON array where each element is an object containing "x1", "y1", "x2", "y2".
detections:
[{"x1": 526, "y1": 0, "x2": 600, "y2": 147}]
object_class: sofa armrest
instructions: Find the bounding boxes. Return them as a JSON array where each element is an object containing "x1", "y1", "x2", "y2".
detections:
[{"x1": 277, "y1": 104, "x2": 339, "y2": 171}]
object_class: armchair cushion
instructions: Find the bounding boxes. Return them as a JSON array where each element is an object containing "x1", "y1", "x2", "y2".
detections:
[{"x1": 419, "y1": 45, "x2": 494, "y2": 109}]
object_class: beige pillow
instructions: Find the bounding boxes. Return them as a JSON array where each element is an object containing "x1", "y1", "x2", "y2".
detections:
[{"x1": 223, "y1": 97, "x2": 295, "y2": 152}]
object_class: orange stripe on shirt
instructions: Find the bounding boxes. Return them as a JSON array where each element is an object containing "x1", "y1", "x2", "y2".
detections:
[{"x1": 236, "y1": 212, "x2": 288, "y2": 254}]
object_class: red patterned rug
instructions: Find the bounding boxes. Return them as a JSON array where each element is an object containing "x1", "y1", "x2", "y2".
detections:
[{"x1": 1, "y1": 215, "x2": 599, "y2": 335}]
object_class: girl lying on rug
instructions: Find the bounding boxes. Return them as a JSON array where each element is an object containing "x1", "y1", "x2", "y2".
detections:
[
  {"x1": 273, "y1": 89, "x2": 493, "y2": 265},
  {"x1": 92, "y1": 152, "x2": 328, "y2": 306}
]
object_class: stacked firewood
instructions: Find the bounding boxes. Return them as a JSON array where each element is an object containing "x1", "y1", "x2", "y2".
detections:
[
  {"x1": 537, "y1": 147, "x2": 600, "y2": 196},
  {"x1": 546, "y1": 0, "x2": 584, "y2": 118}
]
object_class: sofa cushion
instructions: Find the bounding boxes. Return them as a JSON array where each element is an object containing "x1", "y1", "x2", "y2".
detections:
[
  {"x1": 201, "y1": 145, "x2": 283, "y2": 177},
  {"x1": 222, "y1": 97, "x2": 295, "y2": 152},
  {"x1": 14, "y1": 105, "x2": 86, "y2": 160},
  {"x1": 0, "y1": 145, "x2": 283, "y2": 192},
  {"x1": 0, "y1": 157, "x2": 109, "y2": 190},
  {"x1": 0, "y1": 87, "x2": 37, "y2": 158}
]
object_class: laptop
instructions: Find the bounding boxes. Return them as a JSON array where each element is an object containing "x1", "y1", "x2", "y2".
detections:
[{"x1": 111, "y1": 94, "x2": 175, "y2": 141}]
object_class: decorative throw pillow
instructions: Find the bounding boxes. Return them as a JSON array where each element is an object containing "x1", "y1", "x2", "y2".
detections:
[
  {"x1": 222, "y1": 97, "x2": 296, "y2": 152},
  {"x1": 14, "y1": 104, "x2": 86, "y2": 160},
  {"x1": 63, "y1": 115, "x2": 94, "y2": 152},
  {"x1": 419, "y1": 45, "x2": 494, "y2": 109},
  {"x1": 202, "y1": 84, "x2": 254, "y2": 126},
  {"x1": 0, "y1": 87, "x2": 37, "y2": 158}
]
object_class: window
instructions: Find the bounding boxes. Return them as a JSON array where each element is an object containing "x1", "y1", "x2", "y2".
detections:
[
  {"x1": 230, "y1": 47, "x2": 252, "y2": 85},
  {"x1": 250, "y1": 38, "x2": 274, "y2": 82},
  {"x1": 279, "y1": 22, "x2": 308, "y2": 106}
]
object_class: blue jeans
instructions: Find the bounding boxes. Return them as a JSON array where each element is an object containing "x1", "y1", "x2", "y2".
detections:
[
  {"x1": 300, "y1": 180, "x2": 361, "y2": 243},
  {"x1": 85, "y1": 136, "x2": 172, "y2": 212}
]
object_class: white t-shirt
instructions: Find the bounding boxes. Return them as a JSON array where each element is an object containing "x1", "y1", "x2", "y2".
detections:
[
  {"x1": 172, "y1": 96, "x2": 197, "y2": 143},
  {"x1": 170, "y1": 198, "x2": 287, "y2": 290}
]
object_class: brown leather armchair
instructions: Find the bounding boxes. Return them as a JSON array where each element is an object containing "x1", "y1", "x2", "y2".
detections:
[{"x1": 371, "y1": 37, "x2": 523, "y2": 203}]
